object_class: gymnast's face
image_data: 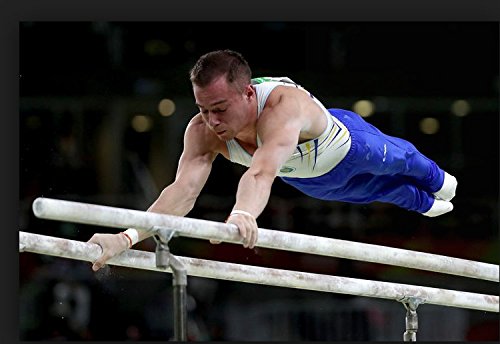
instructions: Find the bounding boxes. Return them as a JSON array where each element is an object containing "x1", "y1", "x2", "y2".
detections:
[{"x1": 193, "y1": 75, "x2": 254, "y2": 141}]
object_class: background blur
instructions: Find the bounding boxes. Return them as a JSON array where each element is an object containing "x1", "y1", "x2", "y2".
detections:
[{"x1": 19, "y1": 22, "x2": 498, "y2": 341}]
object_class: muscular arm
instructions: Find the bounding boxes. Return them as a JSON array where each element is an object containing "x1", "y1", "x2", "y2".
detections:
[
  {"x1": 88, "y1": 115, "x2": 219, "y2": 270},
  {"x1": 137, "y1": 119, "x2": 217, "y2": 241},
  {"x1": 228, "y1": 88, "x2": 313, "y2": 247},
  {"x1": 233, "y1": 126, "x2": 299, "y2": 217}
]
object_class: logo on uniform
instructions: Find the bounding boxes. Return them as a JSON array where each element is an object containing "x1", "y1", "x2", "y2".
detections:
[{"x1": 280, "y1": 166, "x2": 296, "y2": 173}]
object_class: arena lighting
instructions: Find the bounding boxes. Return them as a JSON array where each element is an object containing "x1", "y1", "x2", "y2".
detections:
[
  {"x1": 144, "y1": 39, "x2": 171, "y2": 56},
  {"x1": 131, "y1": 115, "x2": 153, "y2": 133},
  {"x1": 418, "y1": 117, "x2": 440, "y2": 135},
  {"x1": 451, "y1": 99, "x2": 471, "y2": 117},
  {"x1": 158, "y1": 98, "x2": 176, "y2": 117},
  {"x1": 353, "y1": 99, "x2": 375, "y2": 117}
]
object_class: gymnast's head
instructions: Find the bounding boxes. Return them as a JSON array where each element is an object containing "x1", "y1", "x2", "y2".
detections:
[
  {"x1": 189, "y1": 50, "x2": 256, "y2": 141},
  {"x1": 189, "y1": 49, "x2": 252, "y2": 94}
]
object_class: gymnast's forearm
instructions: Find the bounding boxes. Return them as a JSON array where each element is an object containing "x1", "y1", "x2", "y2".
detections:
[
  {"x1": 233, "y1": 169, "x2": 275, "y2": 218},
  {"x1": 134, "y1": 183, "x2": 199, "y2": 242}
]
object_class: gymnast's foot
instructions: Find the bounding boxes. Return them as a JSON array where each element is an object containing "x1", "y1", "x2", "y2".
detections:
[
  {"x1": 433, "y1": 172, "x2": 457, "y2": 201},
  {"x1": 422, "y1": 199, "x2": 454, "y2": 217}
]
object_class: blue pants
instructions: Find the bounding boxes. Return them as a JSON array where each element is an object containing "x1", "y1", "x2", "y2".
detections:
[{"x1": 281, "y1": 109, "x2": 445, "y2": 213}]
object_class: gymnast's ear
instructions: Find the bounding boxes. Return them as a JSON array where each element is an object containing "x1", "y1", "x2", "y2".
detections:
[{"x1": 244, "y1": 84, "x2": 254, "y2": 100}]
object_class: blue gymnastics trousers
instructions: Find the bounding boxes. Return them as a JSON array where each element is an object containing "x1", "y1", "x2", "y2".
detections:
[{"x1": 281, "y1": 108, "x2": 445, "y2": 213}]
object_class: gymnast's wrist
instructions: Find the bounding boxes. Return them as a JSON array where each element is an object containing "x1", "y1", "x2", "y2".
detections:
[
  {"x1": 230, "y1": 209, "x2": 254, "y2": 218},
  {"x1": 121, "y1": 228, "x2": 139, "y2": 248}
]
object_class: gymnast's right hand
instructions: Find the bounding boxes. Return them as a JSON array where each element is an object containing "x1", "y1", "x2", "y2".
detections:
[{"x1": 87, "y1": 233, "x2": 130, "y2": 271}]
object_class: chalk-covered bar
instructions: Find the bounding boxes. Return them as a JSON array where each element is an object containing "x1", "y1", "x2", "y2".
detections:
[
  {"x1": 32, "y1": 197, "x2": 499, "y2": 282},
  {"x1": 19, "y1": 231, "x2": 499, "y2": 313}
]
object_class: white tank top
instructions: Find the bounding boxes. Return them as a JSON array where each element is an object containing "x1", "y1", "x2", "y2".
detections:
[{"x1": 226, "y1": 77, "x2": 351, "y2": 178}]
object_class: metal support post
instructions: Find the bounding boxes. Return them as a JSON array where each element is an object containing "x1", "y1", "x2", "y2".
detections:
[
  {"x1": 170, "y1": 254, "x2": 188, "y2": 341},
  {"x1": 153, "y1": 227, "x2": 188, "y2": 341}
]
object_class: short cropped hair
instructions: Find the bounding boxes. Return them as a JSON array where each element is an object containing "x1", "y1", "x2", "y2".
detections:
[{"x1": 189, "y1": 49, "x2": 252, "y2": 92}]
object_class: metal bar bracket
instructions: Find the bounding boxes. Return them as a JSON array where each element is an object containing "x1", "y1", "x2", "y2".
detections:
[
  {"x1": 152, "y1": 226, "x2": 178, "y2": 269},
  {"x1": 399, "y1": 296, "x2": 424, "y2": 342}
]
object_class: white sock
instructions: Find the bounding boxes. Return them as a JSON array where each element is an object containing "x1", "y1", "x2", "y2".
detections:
[
  {"x1": 422, "y1": 199, "x2": 454, "y2": 217},
  {"x1": 433, "y1": 172, "x2": 457, "y2": 201}
]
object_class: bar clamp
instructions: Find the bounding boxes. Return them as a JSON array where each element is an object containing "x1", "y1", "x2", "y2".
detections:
[{"x1": 399, "y1": 296, "x2": 424, "y2": 342}]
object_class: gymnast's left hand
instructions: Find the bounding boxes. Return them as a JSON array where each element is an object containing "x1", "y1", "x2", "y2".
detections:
[{"x1": 225, "y1": 212, "x2": 258, "y2": 249}]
